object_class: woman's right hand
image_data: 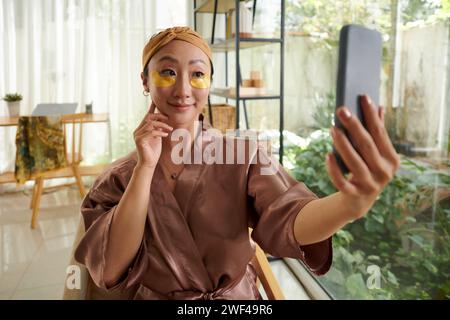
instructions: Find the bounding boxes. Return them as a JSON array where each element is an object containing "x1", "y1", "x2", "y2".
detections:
[{"x1": 133, "y1": 102, "x2": 173, "y2": 168}]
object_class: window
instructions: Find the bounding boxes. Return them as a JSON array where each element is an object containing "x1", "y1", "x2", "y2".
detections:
[
  {"x1": 0, "y1": 0, "x2": 190, "y2": 176},
  {"x1": 283, "y1": 0, "x2": 449, "y2": 299}
]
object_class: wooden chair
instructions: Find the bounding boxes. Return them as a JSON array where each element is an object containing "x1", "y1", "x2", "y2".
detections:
[
  {"x1": 63, "y1": 219, "x2": 285, "y2": 300},
  {"x1": 29, "y1": 114, "x2": 86, "y2": 229},
  {"x1": 251, "y1": 240, "x2": 285, "y2": 300}
]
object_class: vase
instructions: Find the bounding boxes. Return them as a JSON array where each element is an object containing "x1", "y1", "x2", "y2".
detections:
[
  {"x1": 231, "y1": 1, "x2": 253, "y2": 38},
  {"x1": 7, "y1": 101, "x2": 20, "y2": 117}
]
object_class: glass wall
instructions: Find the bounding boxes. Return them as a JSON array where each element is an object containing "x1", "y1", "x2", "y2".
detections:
[{"x1": 283, "y1": 0, "x2": 449, "y2": 299}]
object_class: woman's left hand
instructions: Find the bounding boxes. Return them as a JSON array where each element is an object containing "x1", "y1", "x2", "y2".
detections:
[{"x1": 326, "y1": 95, "x2": 401, "y2": 219}]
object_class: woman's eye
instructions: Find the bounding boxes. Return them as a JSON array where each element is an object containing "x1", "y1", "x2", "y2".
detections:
[
  {"x1": 192, "y1": 71, "x2": 205, "y2": 78},
  {"x1": 160, "y1": 69, "x2": 176, "y2": 77}
]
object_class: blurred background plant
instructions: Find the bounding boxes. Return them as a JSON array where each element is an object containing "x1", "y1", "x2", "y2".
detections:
[
  {"x1": 284, "y1": 97, "x2": 450, "y2": 299},
  {"x1": 2, "y1": 93, "x2": 22, "y2": 102},
  {"x1": 285, "y1": 0, "x2": 450, "y2": 41},
  {"x1": 310, "y1": 91, "x2": 335, "y2": 131}
]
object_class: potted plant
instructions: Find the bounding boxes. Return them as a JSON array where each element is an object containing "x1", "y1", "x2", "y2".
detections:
[{"x1": 2, "y1": 93, "x2": 22, "y2": 117}]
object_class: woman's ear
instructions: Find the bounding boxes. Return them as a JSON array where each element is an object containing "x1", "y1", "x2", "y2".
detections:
[{"x1": 141, "y1": 72, "x2": 149, "y2": 92}]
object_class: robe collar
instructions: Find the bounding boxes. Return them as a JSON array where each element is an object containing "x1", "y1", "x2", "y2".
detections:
[{"x1": 147, "y1": 113, "x2": 217, "y2": 291}]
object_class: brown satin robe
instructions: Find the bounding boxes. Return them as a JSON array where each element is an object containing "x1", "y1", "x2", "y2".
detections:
[{"x1": 74, "y1": 123, "x2": 332, "y2": 300}]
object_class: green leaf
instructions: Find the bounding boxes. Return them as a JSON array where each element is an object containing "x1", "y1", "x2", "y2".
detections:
[
  {"x1": 444, "y1": 209, "x2": 450, "y2": 219},
  {"x1": 352, "y1": 251, "x2": 364, "y2": 265},
  {"x1": 325, "y1": 268, "x2": 345, "y2": 285},
  {"x1": 372, "y1": 214, "x2": 385, "y2": 224},
  {"x1": 409, "y1": 235, "x2": 424, "y2": 248},
  {"x1": 405, "y1": 216, "x2": 417, "y2": 224},
  {"x1": 345, "y1": 273, "x2": 370, "y2": 298},
  {"x1": 338, "y1": 247, "x2": 355, "y2": 266},
  {"x1": 423, "y1": 261, "x2": 438, "y2": 274},
  {"x1": 305, "y1": 167, "x2": 316, "y2": 176},
  {"x1": 367, "y1": 255, "x2": 381, "y2": 261},
  {"x1": 386, "y1": 271, "x2": 399, "y2": 286},
  {"x1": 336, "y1": 230, "x2": 354, "y2": 244},
  {"x1": 318, "y1": 179, "x2": 328, "y2": 191}
]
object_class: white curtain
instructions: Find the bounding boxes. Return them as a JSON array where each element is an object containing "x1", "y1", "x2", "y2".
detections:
[{"x1": 0, "y1": 0, "x2": 189, "y2": 175}]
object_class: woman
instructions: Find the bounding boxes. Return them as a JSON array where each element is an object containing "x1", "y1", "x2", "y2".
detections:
[{"x1": 75, "y1": 27, "x2": 400, "y2": 300}]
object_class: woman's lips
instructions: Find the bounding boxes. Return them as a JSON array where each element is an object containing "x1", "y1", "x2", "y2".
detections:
[{"x1": 169, "y1": 103, "x2": 194, "y2": 111}]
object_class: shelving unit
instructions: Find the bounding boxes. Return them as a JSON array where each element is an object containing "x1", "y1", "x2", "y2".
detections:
[{"x1": 194, "y1": 0, "x2": 285, "y2": 163}]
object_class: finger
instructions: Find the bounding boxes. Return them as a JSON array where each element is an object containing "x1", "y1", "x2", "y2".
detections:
[
  {"x1": 146, "y1": 120, "x2": 173, "y2": 132},
  {"x1": 135, "y1": 112, "x2": 152, "y2": 133},
  {"x1": 149, "y1": 101, "x2": 156, "y2": 114},
  {"x1": 326, "y1": 153, "x2": 358, "y2": 195},
  {"x1": 331, "y1": 126, "x2": 379, "y2": 193},
  {"x1": 379, "y1": 105, "x2": 385, "y2": 123},
  {"x1": 137, "y1": 130, "x2": 168, "y2": 140},
  {"x1": 331, "y1": 126, "x2": 368, "y2": 178},
  {"x1": 360, "y1": 95, "x2": 398, "y2": 165},
  {"x1": 134, "y1": 107, "x2": 166, "y2": 133},
  {"x1": 135, "y1": 129, "x2": 168, "y2": 141},
  {"x1": 135, "y1": 113, "x2": 169, "y2": 134},
  {"x1": 333, "y1": 109, "x2": 384, "y2": 173},
  {"x1": 138, "y1": 125, "x2": 171, "y2": 136},
  {"x1": 336, "y1": 106, "x2": 389, "y2": 182},
  {"x1": 134, "y1": 120, "x2": 172, "y2": 137}
]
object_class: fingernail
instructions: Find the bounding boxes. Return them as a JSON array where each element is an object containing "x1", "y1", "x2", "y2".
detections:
[
  {"x1": 365, "y1": 94, "x2": 372, "y2": 105},
  {"x1": 339, "y1": 107, "x2": 351, "y2": 119}
]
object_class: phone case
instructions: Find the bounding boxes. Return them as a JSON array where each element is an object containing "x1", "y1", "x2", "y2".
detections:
[{"x1": 333, "y1": 24, "x2": 382, "y2": 174}]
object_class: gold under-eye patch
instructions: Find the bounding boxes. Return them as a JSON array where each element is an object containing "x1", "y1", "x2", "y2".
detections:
[
  {"x1": 151, "y1": 70, "x2": 211, "y2": 89},
  {"x1": 190, "y1": 75, "x2": 211, "y2": 89},
  {"x1": 151, "y1": 70, "x2": 176, "y2": 87}
]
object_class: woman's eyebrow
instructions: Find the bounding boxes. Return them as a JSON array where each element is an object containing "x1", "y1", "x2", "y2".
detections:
[
  {"x1": 158, "y1": 56, "x2": 178, "y2": 63},
  {"x1": 189, "y1": 59, "x2": 207, "y2": 66},
  {"x1": 157, "y1": 56, "x2": 206, "y2": 66}
]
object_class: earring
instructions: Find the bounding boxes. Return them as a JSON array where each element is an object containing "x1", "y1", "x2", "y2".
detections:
[{"x1": 143, "y1": 90, "x2": 149, "y2": 96}]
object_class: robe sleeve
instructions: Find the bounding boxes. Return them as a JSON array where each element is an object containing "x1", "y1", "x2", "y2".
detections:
[
  {"x1": 74, "y1": 162, "x2": 148, "y2": 290},
  {"x1": 247, "y1": 147, "x2": 332, "y2": 275}
]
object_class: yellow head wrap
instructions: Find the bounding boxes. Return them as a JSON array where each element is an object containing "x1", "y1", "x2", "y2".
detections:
[{"x1": 142, "y1": 26, "x2": 213, "y2": 72}]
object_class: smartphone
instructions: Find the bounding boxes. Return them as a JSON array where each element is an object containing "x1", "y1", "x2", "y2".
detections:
[{"x1": 333, "y1": 24, "x2": 382, "y2": 174}]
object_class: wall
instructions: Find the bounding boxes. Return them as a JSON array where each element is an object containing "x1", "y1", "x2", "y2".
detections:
[{"x1": 399, "y1": 22, "x2": 449, "y2": 153}]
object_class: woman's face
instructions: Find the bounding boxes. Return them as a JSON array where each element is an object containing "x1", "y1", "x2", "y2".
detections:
[{"x1": 142, "y1": 40, "x2": 211, "y2": 127}]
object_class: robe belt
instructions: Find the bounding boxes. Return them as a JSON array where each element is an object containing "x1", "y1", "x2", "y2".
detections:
[
  {"x1": 135, "y1": 283, "x2": 239, "y2": 300},
  {"x1": 134, "y1": 267, "x2": 256, "y2": 300}
]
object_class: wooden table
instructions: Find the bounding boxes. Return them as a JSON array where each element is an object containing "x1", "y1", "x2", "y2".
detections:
[
  {"x1": 0, "y1": 113, "x2": 109, "y2": 126},
  {"x1": 0, "y1": 113, "x2": 112, "y2": 184}
]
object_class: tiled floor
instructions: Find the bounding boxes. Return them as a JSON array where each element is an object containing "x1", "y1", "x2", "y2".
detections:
[
  {"x1": 0, "y1": 186, "x2": 79, "y2": 299},
  {"x1": 0, "y1": 185, "x2": 310, "y2": 300}
]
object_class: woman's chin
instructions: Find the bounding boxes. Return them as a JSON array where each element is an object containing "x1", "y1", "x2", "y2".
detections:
[{"x1": 167, "y1": 109, "x2": 199, "y2": 127}]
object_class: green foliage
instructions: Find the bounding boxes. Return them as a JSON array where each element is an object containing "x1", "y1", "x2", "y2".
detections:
[
  {"x1": 311, "y1": 92, "x2": 335, "y2": 130},
  {"x1": 285, "y1": 0, "x2": 392, "y2": 42},
  {"x1": 283, "y1": 0, "x2": 450, "y2": 299},
  {"x1": 285, "y1": 132, "x2": 450, "y2": 299},
  {"x1": 402, "y1": 0, "x2": 450, "y2": 26},
  {"x1": 2, "y1": 93, "x2": 22, "y2": 102},
  {"x1": 285, "y1": 0, "x2": 449, "y2": 47}
]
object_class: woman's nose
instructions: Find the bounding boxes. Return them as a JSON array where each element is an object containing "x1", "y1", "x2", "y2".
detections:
[{"x1": 173, "y1": 74, "x2": 191, "y2": 99}]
